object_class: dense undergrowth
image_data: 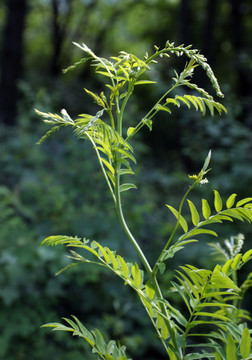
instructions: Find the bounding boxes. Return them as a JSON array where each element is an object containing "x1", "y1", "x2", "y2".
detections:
[{"x1": 1, "y1": 48, "x2": 252, "y2": 359}]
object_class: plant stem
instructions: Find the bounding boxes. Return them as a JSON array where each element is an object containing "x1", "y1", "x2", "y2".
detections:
[
  {"x1": 114, "y1": 171, "x2": 152, "y2": 275},
  {"x1": 114, "y1": 168, "x2": 180, "y2": 358}
]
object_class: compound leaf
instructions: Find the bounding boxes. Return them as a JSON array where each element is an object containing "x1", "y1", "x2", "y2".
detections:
[
  {"x1": 214, "y1": 190, "x2": 223, "y2": 212},
  {"x1": 202, "y1": 199, "x2": 211, "y2": 219},
  {"x1": 119, "y1": 183, "x2": 137, "y2": 192},
  {"x1": 166, "y1": 204, "x2": 188, "y2": 232},
  {"x1": 226, "y1": 193, "x2": 237, "y2": 209},
  {"x1": 131, "y1": 263, "x2": 142, "y2": 288},
  {"x1": 226, "y1": 334, "x2": 237, "y2": 360},
  {"x1": 187, "y1": 200, "x2": 200, "y2": 226},
  {"x1": 240, "y1": 327, "x2": 251, "y2": 360},
  {"x1": 117, "y1": 255, "x2": 130, "y2": 278},
  {"x1": 145, "y1": 280, "x2": 156, "y2": 301}
]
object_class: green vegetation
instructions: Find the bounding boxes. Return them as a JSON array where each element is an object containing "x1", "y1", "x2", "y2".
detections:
[
  {"x1": 36, "y1": 41, "x2": 252, "y2": 360},
  {"x1": 1, "y1": 1, "x2": 252, "y2": 359}
]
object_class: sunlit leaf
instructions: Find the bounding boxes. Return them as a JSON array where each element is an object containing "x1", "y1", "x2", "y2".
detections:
[
  {"x1": 215, "y1": 350, "x2": 222, "y2": 360},
  {"x1": 182, "y1": 229, "x2": 218, "y2": 240},
  {"x1": 222, "y1": 259, "x2": 233, "y2": 275},
  {"x1": 94, "y1": 242, "x2": 110, "y2": 264},
  {"x1": 105, "y1": 247, "x2": 118, "y2": 270},
  {"x1": 100, "y1": 157, "x2": 115, "y2": 175},
  {"x1": 166, "y1": 205, "x2": 188, "y2": 232},
  {"x1": 193, "y1": 312, "x2": 229, "y2": 321},
  {"x1": 226, "y1": 193, "x2": 237, "y2": 209},
  {"x1": 240, "y1": 327, "x2": 251, "y2": 359},
  {"x1": 236, "y1": 197, "x2": 252, "y2": 207},
  {"x1": 127, "y1": 127, "x2": 135, "y2": 137},
  {"x1": 226, "y1": 334, "x2": 237, "y2": 360},
  {"x1": 202, "y1": 199, "x2": 211, "y2": 219},
  {"x1": 214, "y1": 190, "x2": 223, "y2": 212},
  {"x1": 134, "y1": 80, "x2": 156, "y2": 85},
  {"x1": 231, "y1": 253, "x2": 242, "y2": 269},
  {"x1": 242, "y1": 249, "x2": 252, "y2": 263},
  {"x1": 120, "y1": 183, "x2": 137, "y2": 192},
  {"x1": 187, "y1": 200, "x2": 200, "y2": 226},
  {"x1": 145, "y1": 280, "x2": 155, "y2": 301},
  {"x1": 117, "y1": 255, "x2": 129, "y2": 278},
  {"x1": 210, "y1": 269, "x2": 240, "y2": 291},
  {"x1": 132, "y1": 263, "x2": 142, "y2": 288}
]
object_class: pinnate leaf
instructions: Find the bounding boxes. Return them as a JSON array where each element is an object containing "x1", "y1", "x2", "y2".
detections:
[
  {"x1": 182, "y1": 228, "x2": 218, "y2": 240},
  {"x1": 242, "y1": 249, "x2": 252, "y2": 263},
  {"x1": 202, "y1": 149, "x2": 212, "y2": 171},
  {"x1": 214, "y1": 190, "x2": 223, "y2": 212},
  {"x1": 236, "y1": 197, "x2": 252, "y2": 207},
  {"x1": 119, "y1": 183, "x2": 137, "y2": 192},
  {"x1": 105, "y1": 247, "x2": 118, "y2": 270},
  {"x1": 94, "y1": 242, "x2": 110, "y2": 264},
  {"x1": 215, "y1": 351, "x2": 222, "y2": 360},
  {"x1": 117, "y1": 255, "x2": 129, "y2": 278},
  {"x1": 226, "y1": 334, "x2": 237, "y2": 360},
  {"x1": 202, "y1": 199, "x2": 211, "y2": 219},
  {"x1": 187, "y1": 200, "x2": 200, "y2": 226},
  {"x1": 145, "y1": 280, "x2": 155, "y2": 301},
  {"x1": 132, "y1": 263, "x2": 142, "y2": 288},
  {"x1": 240, "y1": 327, "x2": 251, "y2": 359},
  {"x1": 231, "y1": 253, "x2": 242, "y2": 270},
  {"x1": 226, "y1": 193, "x2": 237, "y2": 209},
  {"x1": 166, "y1": 205, "x2": 188, "y2": 232},
  {"x1": 222, "y1": 259, "x2": 233, "y2": 275},
  {"x1": 210, "y1": 268, "x2": 240, "y2": 291}
]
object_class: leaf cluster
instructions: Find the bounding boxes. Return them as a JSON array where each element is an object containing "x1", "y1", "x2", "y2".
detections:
[
  {"x1": 43, "y1": 316, "x2": 131, "y2": 360},
  {"x1": 36, "y1": 41, "x2": 252, "y2": 360}
]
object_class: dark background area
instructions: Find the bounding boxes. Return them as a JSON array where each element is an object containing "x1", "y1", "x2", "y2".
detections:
[{"x1": 0, "y1": 1, "x2": 251, "y2": 359}]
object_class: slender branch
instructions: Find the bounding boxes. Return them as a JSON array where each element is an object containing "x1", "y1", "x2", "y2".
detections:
[
  {"x1": 114, "y1": 170, "x2": 152, "y2": 275},
  {"x1": 114, "y1": 166, "x2": 180, "y2": 357}
]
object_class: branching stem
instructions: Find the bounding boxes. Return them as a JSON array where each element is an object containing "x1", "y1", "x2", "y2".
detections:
[{"x1": 114, "y1": 165, "x2": 180, "y2": 358}]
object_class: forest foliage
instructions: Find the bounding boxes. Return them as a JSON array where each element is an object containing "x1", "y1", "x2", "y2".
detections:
[{"x1": 0, "y1": 1, "x2": 251, "y2": 359}]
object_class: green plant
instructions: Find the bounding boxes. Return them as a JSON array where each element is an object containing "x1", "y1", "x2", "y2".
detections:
[{"x1": 36, "y1": 41, "x2": 252, "y2": 360}]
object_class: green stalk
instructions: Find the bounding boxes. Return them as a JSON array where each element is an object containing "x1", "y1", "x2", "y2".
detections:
[
  {"x1": 114, "y1": 170, "x2": 152, "y2": 275},
  {"x1": 112, "y1": 71, "x2": 182, "y2": 358},
  {"x1": 114, "y1": 168, "x2": 180, "y2": 358}
]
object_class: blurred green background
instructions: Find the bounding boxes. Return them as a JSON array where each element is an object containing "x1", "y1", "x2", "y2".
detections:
[{"x1": 0, "y1": 0, "x2": 251, "y2": 359}]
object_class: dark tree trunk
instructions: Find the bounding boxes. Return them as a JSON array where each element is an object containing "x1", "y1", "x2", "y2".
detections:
[
  {"x1": 230, "y1": 0, "x2": 248, "y2": 97},
  {"x1": 50, "y1": 0, "x2": 63, "y2": 76},
  {"x1": 230, "y1": 0, "x2": 252, "y2": 126},
  {"x1": 50, "y1": 0, "x2": 72, "y2": 76},
  {"x1": 202, "y1": 0, "x2": 217, "y2": 65},
  {"x1": 178, "y1": 0, "x2": 191, "y2": 45},
  {"x1": 0, "y1": 0, "x2": 28, "y2": 126}
]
